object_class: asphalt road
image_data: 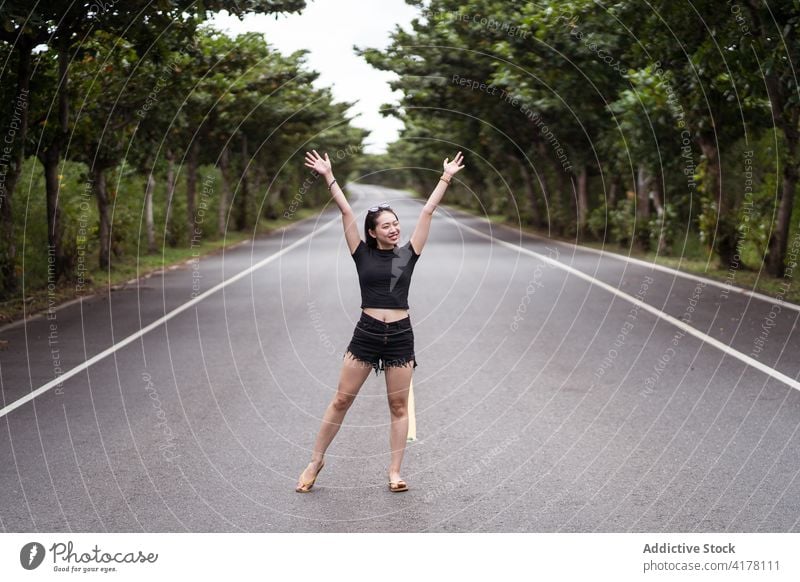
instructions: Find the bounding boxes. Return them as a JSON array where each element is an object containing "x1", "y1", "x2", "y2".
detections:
[{"x1": 1, "y1": 184, "x2": 798, "y2": 532}]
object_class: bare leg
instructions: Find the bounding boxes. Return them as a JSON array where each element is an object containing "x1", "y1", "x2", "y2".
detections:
[
  {"x1": 385, "y1": 362, "x2": 414, "y2": 484},
  {"x1": 296, "y1": 352, "x2": 373, "y2": 489}
]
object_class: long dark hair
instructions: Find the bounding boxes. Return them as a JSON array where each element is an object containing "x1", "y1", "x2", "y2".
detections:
[{"x1": 364, "y1": 208, "x2": 399, "y2": 249}]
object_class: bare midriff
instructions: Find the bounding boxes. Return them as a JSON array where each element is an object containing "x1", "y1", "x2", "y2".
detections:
[{"x1": 362, "y1": 307, "x2": 409, "y2": 323}]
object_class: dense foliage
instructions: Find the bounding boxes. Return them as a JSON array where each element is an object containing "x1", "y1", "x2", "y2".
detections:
[
  {"x1": 359, "y1": 0, "x2": 799, "y2": 278},
  {"x1": 0, "y1": 1, "x2": 366, "y2": 298}
]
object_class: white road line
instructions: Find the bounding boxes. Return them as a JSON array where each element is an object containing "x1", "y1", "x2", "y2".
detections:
[
  {"x1": 459, "y1": 207, "x2": 800, "y2": 313},
  {"x1": 446, "y1": 215, "x2": 800, "y2": 393},
  {"x1": 8, "y1": 197, "x2": 796, "y2": 419},
  {"x1": 0, "y1": 217, "x2": 338, "y2": 419}
]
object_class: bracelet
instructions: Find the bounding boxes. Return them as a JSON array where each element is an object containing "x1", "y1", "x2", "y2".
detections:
[
  {"x1": 327, "y1": 179, "x2": 337, "y2": 190},
  {"x1": 439, "y1": 177, "x2": 451, "y2": 185}
]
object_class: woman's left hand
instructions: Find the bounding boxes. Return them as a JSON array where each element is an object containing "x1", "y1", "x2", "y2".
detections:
[
  {"x1": 304, "y1": 150, "x2": 333, "y2": 177},
  {"x1": 443, "y1": 151, "x2": 465, "y2": 177}
]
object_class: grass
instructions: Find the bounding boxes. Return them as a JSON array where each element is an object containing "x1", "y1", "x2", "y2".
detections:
[
  {"x1": 444, "y1": 200, "x2": 800, "y2": 307},
  {"x1": 0, "y1": 207, "x2": 321, "y2": 327}
]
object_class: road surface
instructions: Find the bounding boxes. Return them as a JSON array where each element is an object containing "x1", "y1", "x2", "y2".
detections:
[{"x1": 1, "y1": 184, "x2": 798, "y2": 532}]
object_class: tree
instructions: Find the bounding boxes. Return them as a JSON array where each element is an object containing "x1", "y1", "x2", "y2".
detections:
[
  {"x1": 0, "y1": 0, "x2": 309, "y2": 289},
  {"x1": 742, "y1": 2, "x2": 800, "y2": 277}
]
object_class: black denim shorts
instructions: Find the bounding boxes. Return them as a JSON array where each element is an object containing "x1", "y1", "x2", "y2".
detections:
[{"x1": 343, "y1": 312, "x2": 418, "y2": 376}]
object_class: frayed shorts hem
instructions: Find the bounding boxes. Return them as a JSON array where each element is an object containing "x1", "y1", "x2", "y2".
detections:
[{"x1": 342, "y1": 350, "x2": 418, "y2": 376}]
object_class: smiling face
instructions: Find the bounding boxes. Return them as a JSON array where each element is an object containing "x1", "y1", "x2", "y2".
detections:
[{"x1": 368, "y1": 210, "x2": 400, "y2": 249}]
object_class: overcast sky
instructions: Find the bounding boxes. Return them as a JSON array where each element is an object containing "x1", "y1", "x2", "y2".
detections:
[{"x1": 209, "y1": 0, "x2": 420, "y2": 154}]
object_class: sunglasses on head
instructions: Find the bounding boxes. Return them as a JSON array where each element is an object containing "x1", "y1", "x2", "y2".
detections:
[{"x1": 368, "y1": 202, "x2": 391, "y2": 213}]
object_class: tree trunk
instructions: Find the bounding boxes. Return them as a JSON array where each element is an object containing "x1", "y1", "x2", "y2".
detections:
[
  {"x1": 536, "y1": 142, "x2": 564, "y2": 208},
  {"x1": 265, "y1": 182, "x2": 280, "y2": 221},
  {"x1": 746, "y1": 2, "x2": 798, "y2": 277},
  {"x1": 651, "y1": 175, "x2": 668, "y2": 254},
  {"x1": 635, "y1": 166, "x2": 652, "y2": 251},
  {"x1": 260, "y1": 163, "x2": 278, "y2": 220},
  {"x1": 558, "y1": 173, "x2": 572, "y2": 236},
  {"x1": 0, "y1": 38, "x2": 34, "y2": 297},
  {"x1": 576, "y1": 164, "x2": 589, "y2": 235},
  {"x1": 517, "y1": 158, "x2": 542, "y2": 227},
  {"x1": 698, "y1": 139, "x2": 721, "y2": 215},
  {"x1": 651, "y1": 172, "x2": 664, "y2": 215},
  {"x1": 41, "y1": 144, "x2": 66, "y2": 279},
  {"x1": 165, "y1": 149, "x2": 177, "y2": 247},
  {"x1": 636, "y1": 166, "x2": 651, "y2": 219},
  {"x1": 255, "y1": 165, "x2": 275, "y2": 220},
  {"x1": 186, "y1": 140, "x2": 198, "y2": 246},
  {"x1": 218, "y1": 146, "x2": 229, "y2": 236},
  {"x1": 608, "y1": 175, "x2": 619, "y2": 208},
  {"x1": 698, "y1": 136, "x2": 736, "y2": 266},
  {"x1": 144, "y1": 172, "x2": 156, "y2": 254},
  {"x1": 236, "y1": 135, "x2": 249, "y2": 231},
  {"x1": 93, "y1": 166, "x2": 111, "y2": 270},
  {"x1": 544, "y1": 149, "x2": 571, "y2": 235},
  {"x1": 766, "y1": 138, "x2": 798, "y2": 277},
  {"x1": 37, "y1": 44, "x2": 72, "y2": 281}
]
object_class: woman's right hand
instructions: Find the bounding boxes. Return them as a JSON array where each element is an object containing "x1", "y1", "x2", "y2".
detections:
[
  {"x1": 304, "y1": 150, "x2": 332, "y2": 177},
  {"x1": 443, "y1": 151, "x2": 465, "y2": 177}
]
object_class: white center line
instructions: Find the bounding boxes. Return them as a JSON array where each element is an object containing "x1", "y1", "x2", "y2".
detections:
[
  {"x1": 8, "y1": 200, "x2": 796, "y2": 419},
  {"x1": 446, "y1": 215, "x2": 800, "y2": 392},
  {"x1": 465, "y1": 206, "x2": 800, "y2": 313}
]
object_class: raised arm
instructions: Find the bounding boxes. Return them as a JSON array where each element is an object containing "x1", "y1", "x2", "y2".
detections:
[
  {"x1": 410, "y1": 151, "x2": 465, "y2": 255},
  {"x1": 304, "y1": 150, "x2": 361, "y2": 254}
]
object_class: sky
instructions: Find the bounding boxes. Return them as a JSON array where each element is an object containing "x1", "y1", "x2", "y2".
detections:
[{"x1": 209, "y1": 0, "x2": 421, "y2": 154}]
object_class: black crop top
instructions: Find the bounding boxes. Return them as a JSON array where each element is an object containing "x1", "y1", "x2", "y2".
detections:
[{"x1": 351, "y1": 239, "x2": 421, "y2": 309}]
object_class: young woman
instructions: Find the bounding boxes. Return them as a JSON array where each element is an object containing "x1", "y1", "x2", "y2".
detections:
[{"x1": 295, "y1": 149, "x2": 465, "y2": 493}]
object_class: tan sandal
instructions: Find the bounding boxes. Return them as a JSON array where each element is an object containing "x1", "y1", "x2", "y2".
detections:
[
  {"x1": 295, "y1": 461, "x2": 324, "y2": 493},
  {"x1": 389, "y1": 479, "x2": 408, "y2": 492}
]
